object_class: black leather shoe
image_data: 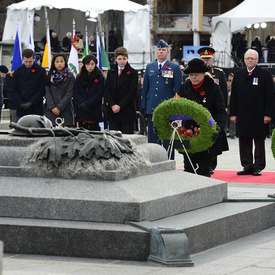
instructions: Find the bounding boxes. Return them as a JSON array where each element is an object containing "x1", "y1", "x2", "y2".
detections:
[
  {"x1": 237, "y1": 169, "x2": 253, "y2": 175},
  {"x1": 253, "y1": 169, "x2": 262, "y2": 176}
]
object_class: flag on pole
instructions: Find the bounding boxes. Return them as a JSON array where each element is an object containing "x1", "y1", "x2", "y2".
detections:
[
  {"x1": 96, "y1": 33, "x2": 110, "y2": 71},
  {"x1": 29, "y1": 23, "x2": 37, "y2": 62},
  {"x1": 96, "y1": 34, "x2": 102, "y2": 70},
  {"x1": 11, "y1": 20, "x2": 22, "y2": 71},
  {"x1": 42, "y1": 26, "x2": 52, "y2": 71},
  {"x1": 68, "y1": 30, "x2": 79, "y2": 76},
  {"x1": 82, "y1": 27, "x2": 89, "y2": 59}
]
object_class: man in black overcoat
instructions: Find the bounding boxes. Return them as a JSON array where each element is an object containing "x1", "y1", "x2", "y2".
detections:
[
  {"x1": 198, "y1": 46, "x2": 228, "y2": 174},
  {"x1": 230, "y1": 49, "x2": 274, "y2": 176},
  {"x1": 10, "y1": 49, "x2": 46, "y2": 119}
]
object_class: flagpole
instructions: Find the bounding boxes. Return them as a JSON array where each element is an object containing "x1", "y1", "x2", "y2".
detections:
[
  {"x1": 44, "y1": 7, "x2": 51, "y2": 69},
  {"x1": 85, "y1": 25, "x2": 88, "y2": 53},
  {"x1": 72, "y1": 19, "x2": 75, "y2": 38}
]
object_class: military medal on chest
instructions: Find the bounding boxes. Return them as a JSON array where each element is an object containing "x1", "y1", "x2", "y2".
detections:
[
  {"x1": 214, "y1": 78, "x2": 219, "y2": 85},
  {"x1": 253, "y1": 77, "x2": 258, "y2": 85},
  {"x1": 162, "y1": 68, "x2": 174, "y2": 84}
]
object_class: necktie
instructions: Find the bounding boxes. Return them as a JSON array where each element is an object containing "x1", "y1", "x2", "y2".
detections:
[
  {"x1": 119, "y1": 68, "x2": 123, "y2": 77},
  {"x1": 159, "y1": 64, "x2": 162, "y2": 71}
]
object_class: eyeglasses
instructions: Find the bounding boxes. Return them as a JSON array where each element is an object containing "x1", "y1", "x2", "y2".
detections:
[{"x1": 245, "y1": 57, "x2": 257, "y2": 61}]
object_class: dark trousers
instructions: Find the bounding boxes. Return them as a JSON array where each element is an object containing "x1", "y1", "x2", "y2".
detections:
[
  {"x1": 147, "y1": 114, "x2": 161, "y2": 144},
  {"x1": 183, "y1": 152, "x2": 212, "y2": 177},
  {"x1": 79, "y1": 121, "x2": 100, "y2": 131},
  {"x1": 209, "y1": 155, "x2": 217, "y2": 171},
  {"x1": 109, "y1": 120, "x2": 134, "y2": 134},
  {"x1": 239, "y1": 136, "x2": 266, "y2": 171}
]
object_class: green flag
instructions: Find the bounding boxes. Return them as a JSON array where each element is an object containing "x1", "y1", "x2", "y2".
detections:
[
  {"x1": 100, "y1": 40, "x2": 110, "y2": 70},
  {"x1": 82, "y1": 34, "x2": 89, "y2": 59}
]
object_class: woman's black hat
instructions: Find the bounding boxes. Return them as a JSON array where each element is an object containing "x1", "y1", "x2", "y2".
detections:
[
  {"x1": 184, "y1": 58, "x2": 209, "y2": 74},
  {"x1": 82, "y1": 55, "x2": 97, "y2": 65}
]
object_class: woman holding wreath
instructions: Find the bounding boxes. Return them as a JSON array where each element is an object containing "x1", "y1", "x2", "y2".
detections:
[{"x1": 178, "y1": 58, "x2": 228, "y2": 177}]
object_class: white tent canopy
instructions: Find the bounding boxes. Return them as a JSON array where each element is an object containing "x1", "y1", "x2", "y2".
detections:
[
  {"x1": 212, "y1": 0, "x2": 275, "y2": 67},
  {"x1": 2, "y1": 0, "x2": 150, "y2": 69}
]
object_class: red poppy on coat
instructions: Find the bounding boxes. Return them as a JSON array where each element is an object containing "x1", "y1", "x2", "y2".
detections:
[
  {"x1": 200, "y1": 91, "x2": 205, "y2": 96},
  {"x1": 163, "y1": 65, "x2": 168, "y2": 69},
  {"x1": 64, "y1": 78, "x2": 67, "y2": 82},
  {"x1": 31, "y1": 69, "x2": 35, "y2": 73},
  {"x1": 126, "y1": 71, "x2": 130, "y2": 74},
  {"x1": 94, "y1": 79, "x2": 98, "y2": 83}
]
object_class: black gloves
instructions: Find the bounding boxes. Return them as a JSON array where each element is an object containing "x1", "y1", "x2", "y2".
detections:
[
  {"x1": 212, "y1": 124, "x2": 222, "y2": 142},
  {"x1": 20, "y1": 102, "x2": 32, "y2": 110},
  {"x1": 79, "y1": 103, "x2": 90, "y2": 112}
]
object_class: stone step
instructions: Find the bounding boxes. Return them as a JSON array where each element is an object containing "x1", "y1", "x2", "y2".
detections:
[
  {"x1": 0, "y1": 173, "x2": 227, "y2": 223},
  {"x1": 146, "y1": 200, "x2": 275, "y2": 255},
  {"x1": 0, "y1": 201, "x2": 274, "y2": 261},
  {"x1": 0, "y1": 217, "x2": 149, "y2": 261}
]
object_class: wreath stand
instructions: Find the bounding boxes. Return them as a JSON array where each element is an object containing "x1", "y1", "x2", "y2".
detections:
[
  {"x1": 164, "y1": 124, "x2": 198, "y2": 174},
  {"x1": 153, "y1": 97, "x2": 218, "y2": 175}
]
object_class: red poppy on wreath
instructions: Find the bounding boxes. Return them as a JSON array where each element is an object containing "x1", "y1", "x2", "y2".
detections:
[
  {"x1": 94, "y1": 79, "x2": 98, "y2": 83},
  {"x1": 200, "y1": 91, "x2": 205, "y2": 96},
  {"x1": 126, "y1": 71, "x2": 130, "y2": 74},
  {"x1": 31, "y1": 69, "x2": 35, "y2": 73},
  {"x1": 163, "y1": 65, "x2": 168, "y2": 69}
]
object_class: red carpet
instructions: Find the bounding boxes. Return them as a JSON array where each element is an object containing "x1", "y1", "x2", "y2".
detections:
[
  {"x1": 178, "y1": 169, "x2": 275, "y2": 184},
  {"x1": 211, "y1": 170, "x2": 275, "y2": 184}
]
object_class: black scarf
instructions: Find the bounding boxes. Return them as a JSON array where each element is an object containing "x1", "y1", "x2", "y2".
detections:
[{"x1": 81, "y1": 69, "x2": 101, "y2": 88}]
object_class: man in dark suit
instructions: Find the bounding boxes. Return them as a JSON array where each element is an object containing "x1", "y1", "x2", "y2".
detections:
[
  {"x1": 142, "y1": 39, "x2": 182, "y2": 144},
  {"x1": 230, "y1": 49, "x2": 274, "y2": 176},
  {"x1": 198, "y1": 46, "x2": 228, "y2": 174},
  {"x1": 104, "y1": 47, "x2": 138, "y2": 134},
  {"x1": 10, "y1": 49, "x2": 46, "y2": 119}
]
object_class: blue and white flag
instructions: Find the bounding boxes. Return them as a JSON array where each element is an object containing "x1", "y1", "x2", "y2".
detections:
[
  {"x1": 29, "y1": 23, "x2": 37, "y2": 62},
  {"x1": 96, "y1": 33, "x2": 102, "y2": 70},
  {"x1": 11, "y1": 20, "x2": 22, "y2": 71},
  {"x1": 96, "y1": 33, "x2": 110, "y2": 71}
]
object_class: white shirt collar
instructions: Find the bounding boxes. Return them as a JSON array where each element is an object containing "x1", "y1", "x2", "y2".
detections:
[{"x1": 158, "y1": 60, "x2": 167, "y2": 68}]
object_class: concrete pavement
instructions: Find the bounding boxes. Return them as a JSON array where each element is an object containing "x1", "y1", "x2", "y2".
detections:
[{"x1": 3, "y1": 137, "x2": 275, "y2": 275}]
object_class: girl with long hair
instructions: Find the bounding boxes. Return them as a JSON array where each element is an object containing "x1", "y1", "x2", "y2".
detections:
[
  {"x1": 45, "y1": 53, "x2": 75, "y2": 126},
  {"x1": 73, "y1": 55, "x2": 104, "y2": 130}
]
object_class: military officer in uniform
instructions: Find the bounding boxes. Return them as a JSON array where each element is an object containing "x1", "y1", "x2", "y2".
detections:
[
  {"x1": 198, "y1": 46, "x2": 228, "y2": 174},
  {"x1": 142, "y1": 39, "x2": 182, "y2": 144}
]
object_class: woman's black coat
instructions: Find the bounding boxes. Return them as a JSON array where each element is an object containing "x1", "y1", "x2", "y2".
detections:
[{"x1": 178, "y1": 74, "x2": 228, "y2": 155}]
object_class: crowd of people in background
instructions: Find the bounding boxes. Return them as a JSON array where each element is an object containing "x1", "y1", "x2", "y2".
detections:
[
  {"x1": 0, "y1": 37, "x2": 274, "y2": 179},
  {"x1": 37, "y1": 29, "x2": 120, "y2": 64}
]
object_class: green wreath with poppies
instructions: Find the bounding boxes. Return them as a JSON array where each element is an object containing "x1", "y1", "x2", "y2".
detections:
[{"x1": 152, "y1": 96, "x2": 217, "y2": 154}]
